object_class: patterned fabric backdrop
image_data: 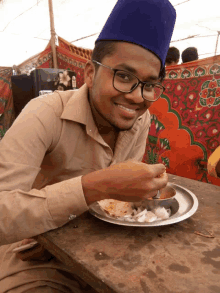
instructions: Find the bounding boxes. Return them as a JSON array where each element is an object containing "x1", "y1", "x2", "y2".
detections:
[
  {"x1": 0, "y1": 67, "x2": 15, "y2": 139},
  {"x1": 0, "y1": 47, "x2": 53, "y2": 140},
  {"x1": 0, "y1": 39, "x2": 91, "y2": 139},
  {"x1": 17, "y1": 46, "x2": 53, "y2": 75},
  {"x1": 143, "y1": 55, "x2": 220, "y2": 186},
  {"x1": 57, "y1": 37, "x2": 92, "y2": 88},
  {"x1": 58, "y1": 36, "x2": 92, "y2": 60}
]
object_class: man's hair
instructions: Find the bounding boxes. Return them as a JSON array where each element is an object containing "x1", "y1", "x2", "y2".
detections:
[
  {"x1": 91, "y1": 41, "x2": 165, "y2": 81},
  {"x1": 165, "y1": 47, "x2": 180, "y2": 65},
  {"x1": 182, "y1": 47, "x2": 198, "y2": 63}
]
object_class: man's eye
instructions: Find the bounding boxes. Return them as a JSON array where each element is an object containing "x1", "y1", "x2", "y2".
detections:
[
  {"x1": 144, "y1": 83, "x2": 154, "y2": 91},
  {"x1": 116, "y1": 72, "x2": 134, "y2": 82},
  {"x1": 145, "y1": 83, "x2": 154, "y2": 88}
]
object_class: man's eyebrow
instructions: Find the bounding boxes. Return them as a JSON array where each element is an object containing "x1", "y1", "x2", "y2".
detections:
[
  {"x1": 116, "y1": 63, "x2": 159, "y2": 81},
  {"x1": 116, "y1": 63, "x2": 138, "y2": 74}
]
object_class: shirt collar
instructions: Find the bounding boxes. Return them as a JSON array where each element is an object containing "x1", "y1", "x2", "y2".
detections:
[{"x1": 60, "y1": 84, "x2": 92, "y2": 125}]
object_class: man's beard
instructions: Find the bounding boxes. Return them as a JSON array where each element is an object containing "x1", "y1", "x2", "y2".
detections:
[{"x1": 88, "y1": 92, "x2": 135, "y2": 132}]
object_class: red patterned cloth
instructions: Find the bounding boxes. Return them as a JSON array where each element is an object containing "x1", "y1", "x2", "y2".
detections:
[
  {"x1": 143, "y1": 55, "x2": 220, "y2": 186},
  {"x1": 0, "y1": 39, "x2": 91, "y2": 139},
  {"x1": 17, "y1": 46, "x2": 53, "y2": 74},
  {"x1": 58, "y1": 36, "x2": 92, "y2": 60},
  {"x1": 56, "y1": 45, "x2": 89, "y2": 88},
  {"x1": 0, "y1": 47, "x2": 53, "y2": 139},
  {"x1": 0, "y1": 67, "x2": 15, "y2": 139}
]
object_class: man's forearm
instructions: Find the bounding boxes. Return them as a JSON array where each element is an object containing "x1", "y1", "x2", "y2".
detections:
[{"x1": 81, "y1": 171, "x2": 108, "y2": 206}]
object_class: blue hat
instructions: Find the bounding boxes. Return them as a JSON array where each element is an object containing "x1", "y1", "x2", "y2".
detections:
[{"x1": 96, "y1": 0, "x2": 176, "y2": 67}]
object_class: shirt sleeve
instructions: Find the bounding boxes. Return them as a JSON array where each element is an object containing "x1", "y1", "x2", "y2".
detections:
[
  {"x1": 129, "y1": 111, "x2": 151, "y2": 162},
  {"x1": 0, "y1": 98, "x2": 88, "y2": 246},
  {"x1": 207, "y1": 146, "x2": 220, "y2": 178}
]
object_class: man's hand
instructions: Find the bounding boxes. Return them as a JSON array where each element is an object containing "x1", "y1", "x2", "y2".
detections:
[
  {"x1": 82, "y1": 161, "x2": 168, "y2": 205},
  {"x1": 16, "y1": 239, "x2": 54, "y2": 262}
]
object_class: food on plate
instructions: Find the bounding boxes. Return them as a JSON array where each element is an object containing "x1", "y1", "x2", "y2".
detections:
[
  {"x1": 98, "y1": 169, "x2": 173, "y2": 223},
  {"x1": 98, "y1": 199, "x2": 171, "y2": 223},
  {"x1": 98, "y1": 199, "x2": 133, "y2": 218}
]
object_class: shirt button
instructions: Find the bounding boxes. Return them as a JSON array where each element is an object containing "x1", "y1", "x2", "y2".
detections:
[{"x1": 69, "y1": 214, "x2": 76, "y2": 220}]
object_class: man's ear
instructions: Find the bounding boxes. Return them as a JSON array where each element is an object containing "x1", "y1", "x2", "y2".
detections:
[{"x1": 84, "y1": 61, "x2": 96, "y2": 88}]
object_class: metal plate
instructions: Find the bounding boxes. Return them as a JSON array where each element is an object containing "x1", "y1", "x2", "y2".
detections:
[{"x1": 89, "y1": 183, "x2": 199, "y2": 227}]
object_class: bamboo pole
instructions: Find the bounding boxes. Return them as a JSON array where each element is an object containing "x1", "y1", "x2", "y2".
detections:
[
  {"x1": 48, "y1": 0, "x2": 58, "y2": 68},
  {"x1": 215, "y1": 32, "x2": 219, "y2": 56}
]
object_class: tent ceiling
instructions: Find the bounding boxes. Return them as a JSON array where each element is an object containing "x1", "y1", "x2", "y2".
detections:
[{"x1": 0, "y1": 0, "x2": 219, "y2": 66}]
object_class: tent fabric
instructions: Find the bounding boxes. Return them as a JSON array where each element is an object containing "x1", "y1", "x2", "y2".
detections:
[
  {"x1": 58, "y1": 36, "x2": 92, "y2": 61},
  {"x1": 57, "y1": 47, "x2": 87, "y2": 88},
  {"x1": 17, "y1": 46, "x2": 53, "y2": 75},
  {"x1": 143, "y1": 54, "x2": 220, "y2": 186},
  {"x1": 0, "y1": 37, "x2": 91, "y2": 140},
  {"x1": 0, "y1": 47, "x2": 54, "y2": 140},
  {"x1": 1, "y1": 0, "x2": 220, "y2": 66},
  {"x1": 57, "y1": 37, "x2": 91, "y2": 88}
]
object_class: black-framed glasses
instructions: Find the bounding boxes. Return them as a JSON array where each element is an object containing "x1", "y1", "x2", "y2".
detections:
[{"x1": 92, "y1": 60, "x2": 165, "y2": 102}]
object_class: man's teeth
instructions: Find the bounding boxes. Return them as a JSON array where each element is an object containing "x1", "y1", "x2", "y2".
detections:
[{"x1": 117, "y1": 104, "x2": 135, "y2": 112}]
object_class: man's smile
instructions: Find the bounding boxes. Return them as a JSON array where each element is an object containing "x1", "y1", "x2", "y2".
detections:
[
  {"x1": 114, "y1": 102, "x2": 139, "y2": 118},
  {"x1": 115, "y1": 103, "x2": 139, "y2": 111}
]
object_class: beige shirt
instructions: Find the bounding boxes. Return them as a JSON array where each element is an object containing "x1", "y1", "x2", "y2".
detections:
[{"x1": 0, "y1": 84, "x2": 150, "y2": 291}]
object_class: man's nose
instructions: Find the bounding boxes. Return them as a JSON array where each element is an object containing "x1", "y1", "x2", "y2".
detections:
[{"x1": 123, "y1": 84, "x2": 144, "y2": 104}]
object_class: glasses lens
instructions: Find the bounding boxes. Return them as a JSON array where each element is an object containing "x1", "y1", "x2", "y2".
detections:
[
  {"x1": 143, "y1": 84, "x2": 163, "y2": 101},
  {"x1": 114, "y1": 71, "x2": 138, "y2": 92}
]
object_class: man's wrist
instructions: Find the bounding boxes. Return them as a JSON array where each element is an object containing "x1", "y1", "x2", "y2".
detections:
[{"x1": 81, "y1": 173, "x2": 106, "y2": 206}]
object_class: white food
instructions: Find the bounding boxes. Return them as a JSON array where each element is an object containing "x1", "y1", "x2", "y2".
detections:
[
  {"x1": 144, "y1": 211, "x2": 158, "y2": 222},
  {"x1": 98, "y1": 199, "x2": 171, "y2": 223},
  {"x1": 133, "y1": 209, "x2": 148, "y2": 219},
  {"x1": 153, "y1": 207, "x2": 171, "y2": 220}
]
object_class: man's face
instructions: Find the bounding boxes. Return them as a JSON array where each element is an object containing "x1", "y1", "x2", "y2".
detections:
[{"x1": 86, "y1": 42, "x2": 161, "y2": 131}]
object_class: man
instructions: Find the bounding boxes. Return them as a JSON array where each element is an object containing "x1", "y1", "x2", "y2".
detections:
[
  {"x1": 182, "y1": 47, "x2": 199, "y2": 63},
  {"x1": 0, "y1": 0, "x2": 176, "y2": 292},
  {"x1": 165, "y1": 46, "x2": 180, "y2": 66}
]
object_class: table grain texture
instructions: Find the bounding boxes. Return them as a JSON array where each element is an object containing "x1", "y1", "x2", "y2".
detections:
[{"x1": 37, "y1": 174, "x2": 220, "y2": 293}]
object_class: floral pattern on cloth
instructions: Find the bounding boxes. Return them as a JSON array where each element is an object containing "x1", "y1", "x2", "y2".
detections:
[
  {"x1": 56, "y1": 45, "x2": 89, "y2": 88},
  {"x1": 17, "y1": 46, "x2": 53, "y2": 75},
  {"x1": 143, "y1": 55, "x2": 220, "y2": 186},
  {"x1": 0, "y1": 38, "x2": 90, "y2": 139},
  {"x1": 58, "y1": 36, "x2": 92, "y2": 60},
  {"x1": 54, "y1": 70, "x2": 77, "y2": 91},
  {"x1": 0, "y1": 68, "x2": 15, "y2": 140},
  {"x1": 145, "y1": 114, "x2": 170, "y2": 168},
  {"x1": 0, "y1": 47, "x2": 53, "y2": 139}
]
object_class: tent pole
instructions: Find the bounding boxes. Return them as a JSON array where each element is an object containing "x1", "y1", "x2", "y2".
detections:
[
  {"x1": 48, "y1": 0, "x2": 58, "y2": 68},
  {"x1": 215, "y1": 32, "x2": 219, "y2": 56}
]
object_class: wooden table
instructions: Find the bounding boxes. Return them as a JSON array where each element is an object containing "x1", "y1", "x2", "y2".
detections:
[{"x1": 37, "y1": 174, "x2": 220, "y2": 293}]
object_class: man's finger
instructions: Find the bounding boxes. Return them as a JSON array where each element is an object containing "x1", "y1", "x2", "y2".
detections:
[
  {"x1": 16, "y1": 243, "x2": 42, "y2": 261},
  {"x1": 16, "y1": 244, "x2": 54, "y2": 262},
  {"x1": 152, "y1": 173, "x2": 168, "y2": 190},
  {"x1": 21, "y1": 238, "x2": 36, "y2": 245},
  {"x1": 146, "y1": 163, "x2": 166, "y2": 178}
]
